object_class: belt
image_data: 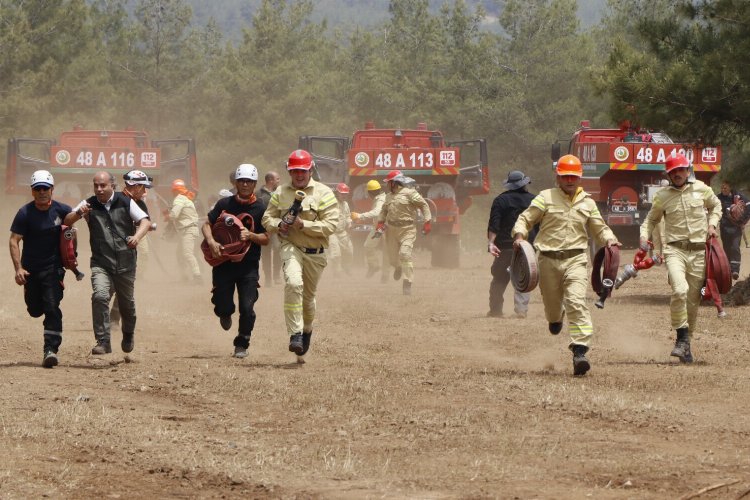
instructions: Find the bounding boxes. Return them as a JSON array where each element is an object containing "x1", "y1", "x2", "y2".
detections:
[
  {"x1": 386, "y1": 220, "x2": 414, "y2": 228},
  {"x1": 301, "y1": 246, "x2": 324, "y2": 254},
  {"x1": 668, "y1": 240, "x2": 704, "y2": 251},
  {"x1": 539, "y1": 248, "x2": 585, "y2": 259}
]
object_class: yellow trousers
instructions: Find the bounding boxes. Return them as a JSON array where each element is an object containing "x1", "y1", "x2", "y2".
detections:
[
  {"x1": 538, "y1": 252, "x2": 593, "y2": 347},
  {"x1": 385, "y1": 225, "x2": 416, "y2": 282},
  {"x1": 177, "y1": 225, "x2": 201, "y2": 278},
  {"x1": 280, "y1": 242, "x2": 327, "y2": 335},
  {"x1": 664, "y1": 245, "x2": 705, "y2": 337}
]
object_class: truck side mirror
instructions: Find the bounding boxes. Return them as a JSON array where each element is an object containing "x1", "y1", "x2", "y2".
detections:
[{"x1": 551, "y1": 142, "x2": 561, "y2": 161}]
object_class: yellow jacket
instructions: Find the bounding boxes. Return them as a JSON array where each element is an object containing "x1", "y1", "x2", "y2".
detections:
[
  {"x1": 377, "y1": 186, "x2": 432, "y2": 226},
  {"x1": 513, "y1": 187, "x2": 615, "y2": 251},
  {"x1": 640, "y1": 180, "x2": 721, "y2": 244},
  {"x1": 262, "y1": 179, "x2": 339, "y2": 249},
  {"x1": 169, "y1": 194, "x2": 199, "y2": 230},
  {"x1": 336, "y1": 200, "x2": 351, "y2": 234}
]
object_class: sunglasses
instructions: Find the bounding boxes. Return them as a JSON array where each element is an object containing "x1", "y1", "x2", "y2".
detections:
[{"x1": 32, "y1": 186, "x2": 51, "y2": 192}]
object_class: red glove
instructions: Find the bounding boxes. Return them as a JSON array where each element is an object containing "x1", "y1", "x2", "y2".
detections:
[{"x1": 422, "y1": 221, "x2": 431, "y2": 235}]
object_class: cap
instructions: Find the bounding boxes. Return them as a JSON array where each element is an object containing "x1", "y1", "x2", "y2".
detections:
[
  {"x1": 123, "y1": 170, "x2": 153, "y2": 188},
  {"x1": 503, "y1": 170, "x2": 531, "y2": 190}
]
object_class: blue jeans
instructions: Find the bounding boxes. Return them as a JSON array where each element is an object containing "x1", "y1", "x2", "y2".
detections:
[{"x1": 91, "y1": 267, "x2": 136, "y2": 343}]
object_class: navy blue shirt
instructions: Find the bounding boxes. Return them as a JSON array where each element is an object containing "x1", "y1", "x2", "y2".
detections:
[
  {"x1": 488, "y1": 188, "x2": 537, "y2": 249},
  {"x1": 10, "y1": 200, "x2": 72, "y2": 272},
  {"x1": 207, "y1": 195, "x2": 267, "y2": 272}
]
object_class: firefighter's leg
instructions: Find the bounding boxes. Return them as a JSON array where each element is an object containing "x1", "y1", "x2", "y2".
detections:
[
  {"x1": 113, "y1": 270, "x2": 137, "y2": 337},
  {"x1": 301, "y1": 252, "x2": 328, "y2": 333},
  {"x1": 211, "y1": 265, "x2": 237, "y2": 319},
  {"x1": 38, "y1": 267, "x2": 64, "y2": 353},
  {"x1": 562, "y1": 253, "x2": 593, "y2": 347},
  {"x1": 281, "y1": 243, "x2": 305, "y2": 335},
  {"x1": 685, "y1": 249, "x2": 706, "y2": 337},
  {"x1": 385, "y1": 231, "x2": 400, "y2": 269},
  {"x1": 398, "y1": 226, "x2": 417, "y2": 282},
  {"x1": 363, "y1": 229, "x2": 381, "y2": 272},
  {"x1": 179, "y1": 226, "x2": 201, "y2": 279},
  {"x1": 664, "y1": 247, "x2": 690, "y2": 331},
  {"x1": 90, "y1": 267, "x2": 114, "y2": 343},
  {"x1": 235, "y1": 272, "x2": 259, "y2": 349},
  {"x1": 537, "y1": 255, "x2": 565, "y2": 324}
]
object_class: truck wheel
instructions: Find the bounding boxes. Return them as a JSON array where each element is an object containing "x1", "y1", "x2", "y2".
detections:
[{"x1": 431, "y1": 234, "x2": 460, "y2": 268}]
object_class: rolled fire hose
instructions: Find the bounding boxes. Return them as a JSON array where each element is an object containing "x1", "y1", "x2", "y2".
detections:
[
  {"x1": 201, "y1": 211, "x2": 254, "y2": 267},
  {"x1": 702, "y1": 237, "x2": 731, "y2": 314},
  {"x1": 510, "y1": 240, "x2": 539, "y2": 293},
  {"x1": 591, "y1": 245, "x2": 620, "y2": 309}
]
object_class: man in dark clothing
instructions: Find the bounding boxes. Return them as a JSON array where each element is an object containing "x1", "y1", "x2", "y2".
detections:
[
  {"x1": 487, "y1": 170, "x2": 536, "y2": 318},
  {"x1": 717, "y1": 180, "x2": 750, "y2": 280},
  {"x1": 64, "y1": 171, "x2": 152, "y2": 355},
  {"x1": 256, "y1": 170, "x2": 281, "y2": 287},
  {"x1": 9, "y1": 170, "x2": 72, "y2": 368},
  {"x1": 203, "y1": 164, "x2": 269, "y2": 359}
]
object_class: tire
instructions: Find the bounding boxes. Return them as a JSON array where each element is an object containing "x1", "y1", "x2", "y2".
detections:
[{"x1": 431, "y1": 234, "x2": 460, "y2": 268}]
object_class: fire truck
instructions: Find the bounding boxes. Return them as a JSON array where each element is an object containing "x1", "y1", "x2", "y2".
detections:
[
  {"x1": 5, "y1": 126, "x2": 199, "y2": 211},
  {"x1": 298, "y1": 122, "x2": 489, "y2": 267},
  {"x1": 551, "y1": 120, "x2": 722, "y2": 244}
]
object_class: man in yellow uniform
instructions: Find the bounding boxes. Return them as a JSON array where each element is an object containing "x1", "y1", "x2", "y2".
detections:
[
  {"x1": 640, "y1": 153, "x2": 721, "y2": 364},
  {"x1": 377, "y1": 170, "x2": 432, "y2": 295},
  {"x1": 166, "y1": 179, "x2": 202, "y2": 283},
  {"x1": 328, "y1": 183, "x2": 354, "y2": 274},
  {"x1": 262, "y1": 149, "x2": 339, "y2": 359},
  {"x1": 513, "y1": 155, "x2": 620, "y2": 376},
  {"x1": 352, "y1": 180, "x2": 387, "y2": 281}
]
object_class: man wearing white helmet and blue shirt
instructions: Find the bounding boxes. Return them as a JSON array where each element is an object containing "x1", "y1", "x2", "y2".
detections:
[
  {"x1": 202, "y1": 163, "x2": 269, "y2": 358},
  {"x1": 9, "y1": 170, "x2": 73, "y2": 367}
]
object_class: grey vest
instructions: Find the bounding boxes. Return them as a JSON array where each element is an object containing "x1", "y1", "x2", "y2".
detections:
[{"x1": 86, "y1": 192, "x2": 138, "y2": 274}]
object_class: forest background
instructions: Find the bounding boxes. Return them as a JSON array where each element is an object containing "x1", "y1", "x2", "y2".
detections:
[{"x1": 1, "y1": 0, "x2": 749, "y2": 247}]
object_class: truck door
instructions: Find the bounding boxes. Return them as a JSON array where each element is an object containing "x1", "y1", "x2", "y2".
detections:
[
  {"x1": 449, "y1": 138, "x2": 489, "y2": 201},
  {"x1": 6, "y1": 138, "x2": 54, "y2": 196},
  {"x1": 298, "y1": 136, "x2": 349, "y2": 186}
]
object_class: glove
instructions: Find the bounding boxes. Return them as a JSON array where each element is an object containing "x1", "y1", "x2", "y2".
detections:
[
  {"x1": 422, "y1": 221, "x2": 432, "y2": 235},
  {"x1": 351, "y1": 212, "x2": 360, "y2": 221}
]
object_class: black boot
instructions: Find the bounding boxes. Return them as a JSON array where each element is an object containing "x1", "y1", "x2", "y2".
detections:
[
  {"x1": 289, "y1": 333, "x2": 304, "y2": 355},
  {"x1": 670, "y1": 327, "x2": 693, "y2": 363},
  {"x1": 300, "y1": 331, "x2": 312, "y2": 356},
  {"x1": 570, "y1": 344, "x2": 590, "y2": 376}
]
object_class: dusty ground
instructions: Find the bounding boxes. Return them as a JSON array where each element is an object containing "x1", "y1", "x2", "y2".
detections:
[{"x1": 2, "y1": 204, "x2": 750, "y2": 499}]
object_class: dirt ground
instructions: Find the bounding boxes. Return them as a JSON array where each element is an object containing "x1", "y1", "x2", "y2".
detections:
[{"x1": 2, "y1": 204, "x2": 750, "y2": 499}]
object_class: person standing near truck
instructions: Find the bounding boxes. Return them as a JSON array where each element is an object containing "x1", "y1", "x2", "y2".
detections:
[
  {"x1": 261, "y1": 149, "x2": 339, "y2": 360},
  {"x1": 9, "y1": 170, "x2": 72, "y2": 368},
  {"x1": 377, "y1": 170, "x2": 432, "y2": 296},
  {"x1": 513, "y1": 155, "x2": 620, "y2": 376},
  {"x1": 165, "y1": 179, "x2": 202, "y2": 284},
  {"x1": 351, "y1": 180, "x2": 387, "y2": 281},
  {"x1": 640, "y1": 153, "x2": 722, "y2": 364}
]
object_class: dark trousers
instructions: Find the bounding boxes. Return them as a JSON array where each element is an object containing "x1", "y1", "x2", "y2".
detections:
[
  {"x1": 24, "y1": 266, "x2": 65, "y2": 352},
  {"x1": 212, "y1": 265, "x2": 259, "y2": 349},
  {"x1": 721, "y1": 226, "x2": 743, "y2": 274},
  {"x1": 489, "y1": 250, "x2": 513, "y2": 315}
]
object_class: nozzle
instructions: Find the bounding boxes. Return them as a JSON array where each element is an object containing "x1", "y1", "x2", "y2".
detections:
[
  {"x1": 294, "y1": 190, "x2": 306, "y2": 202},
  {"x1": 224, "y1": 216, "x2": 235, "y2": 226},
  {"x1": 614, "y1": 264, "x2": 638, "y2": 290}
]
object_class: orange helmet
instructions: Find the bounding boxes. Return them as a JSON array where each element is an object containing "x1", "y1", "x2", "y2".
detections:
[
  {"x1": 286, "y1": 149, "x2": 314, "y2": 171},
  {"x1": 665, "y1": 153, "x2": 690, "y2": 173},
  {"x1": 555, "y1": 155, "x2": 583, "y2": 177},
  {"x1": 336, "y1": 183, "x2": 350, "y2": 194},
  {"x1": 171, "y1": 179, "x2": 186, "y2": 191},
  {"x1": 385, "y1": 170, "x2": 403, "y2": 182}
]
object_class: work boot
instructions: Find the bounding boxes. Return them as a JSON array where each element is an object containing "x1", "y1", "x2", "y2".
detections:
[
  {"x1": 121, "y1": 333, "x2": 134, "y2": 353},
  {"x1": 91, "y1": 341, "x2": 112, "y2": 355},
  {"x1": 403, "y1": 280, "x2": 412, "y2": 295},
  {"x1": 220, "y1": 316, "x2": 232, "y2": 331},
  {"x1": 671, "y1": 327, "x2": 693, "y2": 363},
  {"x1": 233, "y1": 346, "x2": 248, "y2": 359},
  {"x1": 548, "y1": 322, "x2": 563, "y2": 335},
  {"x1": 300, "y1": 331, "x2": 313, "y2": 356},
  {"x1": 571, "y1": 344, "x2": 591, "y2": 376},
  {"x1": 289, "y1": 334, "x2": 304, "y2": 355},
  {"x1": 393, "y1": 266, "x2": 402, "y2": 281},
  {"x1": 42, "y1": 350, "x2": 58, "y2": 368}
]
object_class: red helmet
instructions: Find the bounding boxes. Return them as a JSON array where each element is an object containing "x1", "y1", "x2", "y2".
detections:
[
  {"x1": 336, "y1": 183, "x2": 350, "y2": 194},
  {"x1": 385, "y1": 170, "x2": 403, "y2": 182},
  {"x1": 555, "y1": 155, "x2": 583, "y2": 177},
  {"x1": 287, "y1": 149, "x2": 314, "y2": 171},
  {"x1": 665, "y1": 153, "x2": 690, "y2": 173}
]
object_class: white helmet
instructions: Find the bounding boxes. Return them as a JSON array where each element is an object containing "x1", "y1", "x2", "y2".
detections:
[
  {"x1": 235, "y1": 163, "x2": 258, "y2": 181},
  {"x1": 30, "y1": 170, "x2": 54, "y2": 188}
]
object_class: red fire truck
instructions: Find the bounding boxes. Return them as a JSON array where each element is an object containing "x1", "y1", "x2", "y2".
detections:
[
  {"x1": 298, "y1": 122, "x2": 489, "y2": 267},
  {"x1": 552, "y1": 120, "x2": 722, "y2": 244}
]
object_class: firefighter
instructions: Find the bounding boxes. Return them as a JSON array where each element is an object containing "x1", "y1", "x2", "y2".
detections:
[
  {"x1": 202, "y1": 163, "x2": 269, "y2": 359},
  {"x1": 717, "y1": 180, "x2": 749, "y2": 280},
  {"x1": 513, "y1": 155, "x2": 620, "y2": 376},
  {"x1": 487, "y1": 170, "x2": 536, "y2": 318},
  {"x1": 352, "y1": 180, "x2": 387, "y2": 281},
  {"x1": 256, "y1": 170, "x2": 282, "y2": 286},
  {"x1": 65, "y1": 171, "x2": 152, "y2": 355},
  {"x1": 328, "y1": 183, "x2": 354, "y2": 275},
  {"x1": 9, "y1": 170, "x2": 72, "y2": 367},
  {"x1": 640, "y1": 153, "x2": 722, "y2": 363},
  {"x1": 166, "y1": 179, "x2": 202, "y2": 284},
  {"x1": 261, "y1": 149, "x2": 339, "y2": 360},
  {"x1": 377, "y1": 170, "x2": 432, "y2": 296}
]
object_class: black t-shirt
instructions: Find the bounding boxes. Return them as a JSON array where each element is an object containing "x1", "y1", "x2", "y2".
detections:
[
  {"x1": 488, "y1": 189, "x2": 537, "y2": 249},
  {"x1": 10, "y1": 200, "x2": 72, "y2": 272},
  {"x1": 207, "y1": 195, "x2": 267, "y2": 271}
]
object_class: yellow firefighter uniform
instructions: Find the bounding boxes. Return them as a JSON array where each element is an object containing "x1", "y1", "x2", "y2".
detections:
[
  {"x1": 169, "y1": 193, "x2": 202, "y2": 280},
  {"x1": 328, "y1": 199, "x2": 353, "y2": 268},
  {"x1": 359, "y1": 192, "x2": 387, "y2": 273},
  {"x1": 262, "y1": 179, "x2": 339, "y2": 335},
  {"x1": 640, "y1": 180, "x2": 721, "y2": 336},
  {"x1": 513, "y1": 187, "x2": 616, "y2": 347},
  {"x1": 377, "y1": 185, "x2": 432, "y2": 284}
]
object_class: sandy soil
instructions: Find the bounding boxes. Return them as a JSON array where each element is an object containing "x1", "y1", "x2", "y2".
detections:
[{"x1": 2, "y1": 204, "x2": 750, "y2": 499}]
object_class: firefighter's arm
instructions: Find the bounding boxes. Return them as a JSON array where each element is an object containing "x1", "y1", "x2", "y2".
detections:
[
  {"x1": 413, "y1": 191, "x2": 432, "y2": 222},
  {"x1": 704, "y1": 188, "x2": 722, "y2": 238},
  {"x1": 202, "y1": 221, "x2": 223, "y2": 258},
  {"x1": 9, "y1": 233, "x2": 29, "y2": 285},
  {"x1": 587, "y1": 202, "x2": 619, "y2": 247},
  {"x1": 64, "y1": 200, "x2": 91, "y2": 226},
  {"x1": 640, "y1": 196, "x2": 664, "y2": 245},
  {"x1": 300, "y1": 191, "x2": 339, "y2": 237},
  {"x1": 358, "y1": 196, "x2": 384, "y2": 221},
  {"x1": 169, "y1": 197, "x2": 184, "y2": 220},
  {"x1": 261, "y1": 192, "x2": 283, "y2": 234},
  {"x1": 512, "y1": 195, "x2": 545, "y2": 242}
]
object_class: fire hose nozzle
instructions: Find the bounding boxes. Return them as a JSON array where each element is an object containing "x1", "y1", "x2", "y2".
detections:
[
  {"x1": 614, "y1": 264, "x2": 638, "y2": 290},
  {"x1": 594, "y1": 278, "x2": 615, "y2": 309},
  {"x1": 224, "y1": 216, "x2": 235, "y2": 226}
]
